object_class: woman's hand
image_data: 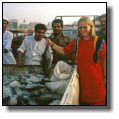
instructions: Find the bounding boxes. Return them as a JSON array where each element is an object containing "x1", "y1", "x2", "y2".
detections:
[
  {"x1": 46, "y1": 38, "x2": 53, "y2": 46},
  {"x1": 46, "y1": 38, "x2": 65, "y2": 55}
]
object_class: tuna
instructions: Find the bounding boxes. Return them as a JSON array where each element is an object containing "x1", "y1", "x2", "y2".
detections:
[
  {"x1": 43, "y1": 35, "x2": 54, "y2": 77},
  {"x1": 39, "y1": 79, "x2": 52, "y2": 85},
  {"x1": 25, "y1": 83, "x2": 45, "y2": 91},
  {"x1": 43, "y1": 45, "x2": 53, "y2": 77}
]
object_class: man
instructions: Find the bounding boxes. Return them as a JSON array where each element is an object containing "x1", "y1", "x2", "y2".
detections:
[
  {"x1": 3, "y1": 16, "x2": 16, "y2": 64},
  {"x1": 96, "y1": 14, "x2": 107, "y2": 105},
  {"x1": 17, "y1": 23, "x2": 52, "y2": 67},
  {"x1": 96, "y1": 14, "x2": 106, "y2": 44},
  {"x1": 50, "y1": 19, "x2": 76, "y2": 65}
]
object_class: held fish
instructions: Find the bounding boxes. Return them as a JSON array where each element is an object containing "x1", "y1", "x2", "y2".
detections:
[{"x1": 43, "y1": 45, "x2": 53, "y2": 77}]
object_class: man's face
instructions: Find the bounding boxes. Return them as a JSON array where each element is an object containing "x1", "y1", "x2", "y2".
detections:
[
  {"x1": 3, "y1": 21, "x2": 8, "y2": 31},
  {"x1": 52, "y1": 23, "x2": 62, "y2": 35},
  {"x1": 35, "y1": 29, "x2": 45, "y2": 41},
  {"x1": 100, "y1": 17, "x2": 106, "y2": 30}
]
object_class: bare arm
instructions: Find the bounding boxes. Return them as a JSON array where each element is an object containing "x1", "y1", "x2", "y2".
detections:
[
  {"x1": 102, "y1": 58, "x2": 106, "y2": 88},
  {"x1": 46, "y1": 38, "x2": 65, "y2": 55},
  {"x1": 17, "y1": 51, "x2": 25, "y2": 67}
]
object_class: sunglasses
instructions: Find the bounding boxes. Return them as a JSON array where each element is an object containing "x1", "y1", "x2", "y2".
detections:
[{"x1": 78, "y1": 25, "x2": 90, "y2": 30}]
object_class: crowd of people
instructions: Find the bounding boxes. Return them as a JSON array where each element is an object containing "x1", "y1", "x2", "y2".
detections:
[{"x1": 3, "y1": 14, "x2": 106, "y2": 105}]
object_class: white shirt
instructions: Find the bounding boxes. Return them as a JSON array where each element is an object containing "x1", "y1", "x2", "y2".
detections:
[
  {"x1": 3, "y1": 30, "x2": 16, "y2": 64},
  {"x1": 17, "y1": 35, "x2": 52, "y2": 65}
]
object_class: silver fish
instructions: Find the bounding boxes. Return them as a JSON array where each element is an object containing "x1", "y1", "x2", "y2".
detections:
[
  {"x1": 25, "y1": 83, "x2": 45, "y2": 91},
  {"x1": 43, "y1": 45, "x2": 53, "y2": 77},
  {"x1": 36, "y1": 94, "x2": 62, "y2": 105}
]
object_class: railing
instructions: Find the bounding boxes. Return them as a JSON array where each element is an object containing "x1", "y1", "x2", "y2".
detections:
[{"x1": 55, "y1": 15, "x2": 99, "y2": 26}]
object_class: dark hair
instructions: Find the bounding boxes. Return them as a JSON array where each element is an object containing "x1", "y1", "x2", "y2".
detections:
[
  {"x1": 3, "y1": 20, "x2": 8, "y2": 24},
  {"x1": 35, "y1": 23, "x2": 46, "y2": 32},
  {"x1": 52, "y1": 19, "x2": 63, "y2": 28},
  {"x1": 99, "y1": 14, "x2": 106, "y2": 21}
]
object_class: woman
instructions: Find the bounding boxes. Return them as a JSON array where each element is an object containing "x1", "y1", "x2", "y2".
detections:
[{"x1": 46, "y1": 16, "x2": 106, "y2": 105}]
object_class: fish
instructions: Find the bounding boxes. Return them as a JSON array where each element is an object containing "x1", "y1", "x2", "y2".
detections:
[
  {"x1": 35, "y1": 74, "x2": 45, "y2": 78},
  {"x1": 30, "y1": 90, "x2": 41, "y2": 97},
  {"x1": 20, "y1": 79, "x2": 27, "y2": 85},
  {"x1": 3, "y1": 64, "x2": 69, "y2": 105},
  {"x1": 3, "y1": 87, "x2": 11, "y2": 103},
  {"x1": 39, "y1": 94, "x2": 62, "y2": 100},
  {"x1": 43, "y1": 45, "x2": 53, "y2": 77},
  {"x1": 39, "y1": 88, "x2": 51, "y2": 94},
  {"x1": 36, "y1": 94, "x2": 62, "y2": 105},
  {"x1": 17, "y1": 95, "x2": 26, "y2": 105},
  {"x1": 39, "y1": 79, "x2": 52, "y2": 85},
  {"x1": 28, "y1": 98, "x2": 38, "y2": 105},
  {"x1": 18, "y1": 75, "x2": 30, "y2": 80},
  {"x1": 43, "y1": 35, "x2": 53, "y2": 77},
  {"x1": 49, "y1": 99, "x2": 61, "y2": 105},
  {"x1": 27, "y1": 76, "x2": 42, "y2": 83},
  {"x1": 25, "y1": 83, "x2": 45, "y2": 91},
  {"x1": 3, "y1": 76, "x2": 19, "y2": 86}
]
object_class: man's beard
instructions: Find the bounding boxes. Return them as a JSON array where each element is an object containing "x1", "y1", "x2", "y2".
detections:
[
  {"x1": 102, "y1": 27, "x2": 106, "y2": 30},
  {"x1": 54, "y1": 31, "x2": 61, "y2": 35},
  {"x1": 101, "y1": 25, "x2": 106, "y2": 30}
]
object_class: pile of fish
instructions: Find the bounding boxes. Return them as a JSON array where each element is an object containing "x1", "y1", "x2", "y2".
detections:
[{"x1": 3, "y1": 73, "x2": 64, "y2": 105}]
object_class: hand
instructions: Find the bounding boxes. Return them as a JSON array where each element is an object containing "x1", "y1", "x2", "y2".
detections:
[
  {"x1": 46, "y1": 38, "x2": 53, "y2": 46},
  {"x1": 17, "y1": 60, "x2": 25, "y2": 68},
  {"x1": 3, "y1": 49, "x2": 7, "y2": 53}
]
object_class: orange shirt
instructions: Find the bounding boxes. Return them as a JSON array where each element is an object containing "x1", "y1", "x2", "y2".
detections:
[{"x1": 64, "y1": 37, "x2": 106, "y2": 103}]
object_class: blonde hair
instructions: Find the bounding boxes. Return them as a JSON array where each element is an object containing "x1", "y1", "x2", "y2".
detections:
[{"x1": 75, "y1": 16, "x2": 96, "y2": 38}]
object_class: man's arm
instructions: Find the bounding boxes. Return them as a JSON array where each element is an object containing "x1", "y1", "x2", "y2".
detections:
[
  {"x1": 17, "y1": 51, "x2": 25, "y2": 67},
  {"x1": 3, "y1": 49, "x2": 8, "y2": 53}
]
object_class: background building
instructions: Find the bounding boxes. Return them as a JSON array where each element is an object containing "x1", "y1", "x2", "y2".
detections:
[
  {"x1": 20, "y1": 24, "x2": 29, "y2": 29},
  {"x1": 29, "y1": 22, "x2": 40, "y2": 29},
  {"x1": 7, "y1": 19, "x2": 20, "y2": 29}
]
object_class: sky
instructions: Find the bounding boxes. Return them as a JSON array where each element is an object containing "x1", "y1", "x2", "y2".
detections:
[{"x1": 3, "y1": 3, "x2": 106, "y2": 25}]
